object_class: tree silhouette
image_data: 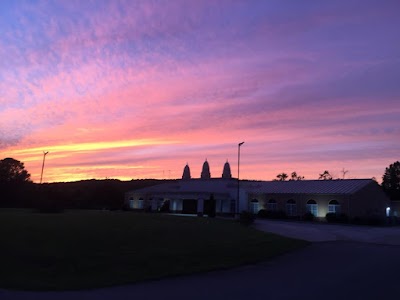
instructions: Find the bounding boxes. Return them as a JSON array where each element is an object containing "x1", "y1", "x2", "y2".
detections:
[
  {"x1": 0, "y1": 158, "x2": 31, "y2": 183},
  {"x1": 382, "y1": 161, "x2": 400, "y2": 200},
  {"x1": 0, "y1": 158, "x2": 32, "y2": 207},
  {"x1": 318, "y1": 170, "x2": 332, "y2": 180},
  {"x1": 276, "y1": 173, "x2": 288, "y2": 181},
  {"x1": 290, "y1": 171, "x2": 304, "y2": 181}
]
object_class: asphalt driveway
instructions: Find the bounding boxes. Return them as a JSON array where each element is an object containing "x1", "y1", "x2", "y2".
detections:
[{"x1": 253, "y1": 219, "x2": 400, "y2": 245}]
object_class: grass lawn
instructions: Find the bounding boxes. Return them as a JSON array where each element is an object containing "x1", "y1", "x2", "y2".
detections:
[{"x1": 0, "y1": 210, "x2": 308, "y2": 291}]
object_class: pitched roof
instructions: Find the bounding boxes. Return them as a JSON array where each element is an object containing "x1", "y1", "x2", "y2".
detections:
[
  {"x1": 128, "y1": 178, "x2": 376, "y2": 196},
  {"x1": 131, "y1": 178, "x2": 237, "y2": 195},
  {"x1": 245, "y1": 179, "x2": 374, "y2": 195}
]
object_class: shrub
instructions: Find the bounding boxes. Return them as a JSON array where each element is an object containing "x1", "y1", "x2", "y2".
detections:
[
  {"x1": 239, "y1": 210, "x2": 255, "y2": 225},
  {"x1": 159, "y1": 200, "x2": 170, "y2": 212},
  {"x1": 303, "y1": 212, "x2": 315, "y2": 221},
  {"x1": 257, "y1": 209, "x2": 268, "y2": 218}
]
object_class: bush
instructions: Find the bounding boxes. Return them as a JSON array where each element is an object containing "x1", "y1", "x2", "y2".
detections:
[
  {"x1": 257, "y1": 209, "x2": 268, "y2": 218},
  {"x1": 239, "y1": 210, "x2": 255, "y2": 225},
  {"x1": 303, "y1": 212, "x2": 315, "y2": 221},
  {"x1": 159, "y1": 200, "x2": 170, "y2": 212}
]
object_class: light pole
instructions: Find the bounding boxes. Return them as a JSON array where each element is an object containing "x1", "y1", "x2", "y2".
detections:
[
  {"x1": 237, "y1": 141, "x2": 244, "y2": 218},
  {"x1": 40, "y1": 151, "x2": 49, "y2": 184}
]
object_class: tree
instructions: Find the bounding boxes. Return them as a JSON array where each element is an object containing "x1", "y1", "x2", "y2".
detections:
[
  {"x1": 382, "y1": 161, "x2": 400, "y2": 200},
  {"x1": 276, "y1": 173, "x2": 288, "y2": 181},
  {"x1": 0, "y1": 158, "x2": 31, "y2": 183},
  {"x1": 0, "y1": 158, "x2": 32, "y2": 207},
  {"x1": 319, "y1": 170, "x2": 332, "y2": 180},
  {"x1": 290, "y1": 171, "x2": 304, "y2": 181}
]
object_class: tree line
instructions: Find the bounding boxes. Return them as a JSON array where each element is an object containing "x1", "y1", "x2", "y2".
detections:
[
  {"x1": 0, "y1": 157, "x2": 170, "y2": 211},
  {"x1": 1, "y1": 157, "x2": 400, "y2": 210},
  {"x1": 274, "y1": 170, "x2": 332, "y2": 181}
]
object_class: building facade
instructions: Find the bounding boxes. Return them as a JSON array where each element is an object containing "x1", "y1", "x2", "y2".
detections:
[{"x1": 125, "y1": 161, "x2": 391, "y2": 219}]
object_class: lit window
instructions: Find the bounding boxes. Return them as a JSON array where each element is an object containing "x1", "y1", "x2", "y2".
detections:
[
  {"x1": 306, "y1": 199, "x2": 318, "y2": 216},
  {"x1": 250, "y1": 199, "x2": 259, "y2": 214},
  {"x1": 267, "y1": 199, "x2": 277, "y2": 211},
  {"x1": 386, "y1": 207, "x2": 391, "y2": 217},
  {"x1": 286, "y1": 199, "x2": 297, "y2": 216},
  {"x1": 137, "y1": 198, "x2": 144, "y2": 209},
  {"x1": 328, "y1": 200, "x2": 340, "y2": 214}
]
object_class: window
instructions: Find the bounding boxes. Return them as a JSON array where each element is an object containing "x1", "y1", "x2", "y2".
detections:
[
  {"x1": 250, "y1": 199, "x2": 259, "y2": 214},
  {"x1": 306, "y1": 199, "x2": 318, "y2": 216},
  {"x1": 286, "y1": 199, "x2": 297, "y2": 216},
  {"x1": 386, "y1": 207, "x2": 391, "y2": 217},
  {"x1": 267, "y1": 199, "x2": 277, "y2": 211},
  {"x1": 137, "y1": 198, "x2": 144, "y2": 209},
  {"x1": 328, "y1": 200, "x2": 340, "y2": 214},
  {"x1": 129, "y1": 197, "x2": 134, "y2": 209}
]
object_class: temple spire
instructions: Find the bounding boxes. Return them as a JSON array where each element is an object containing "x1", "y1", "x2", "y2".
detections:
[
  {"x1": 201, "y1": 160, "x2": 211, "y2": 179},
  {"x1": 222, "y1": 161, "x2": 232, "y2": 178},
  {"x1": 182, "y1": 163, "x2": 191, "y2": 180}
]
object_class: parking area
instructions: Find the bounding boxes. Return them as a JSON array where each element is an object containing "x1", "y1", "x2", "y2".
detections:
[{"x1": 253, "y1": 219, "x2": 400, "y2": 245}]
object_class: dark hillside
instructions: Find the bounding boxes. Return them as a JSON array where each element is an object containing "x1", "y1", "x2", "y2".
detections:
[{"x1": 0, "y1": 179, "x2": 173, "y2": 210}]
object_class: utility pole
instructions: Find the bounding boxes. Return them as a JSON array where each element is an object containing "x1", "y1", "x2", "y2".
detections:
[
  {"x1": 40, "y1": 151, "x2": 49, "y2": 184},
  {"x1": 237, "y1": 142, "x2": 244, "y2": 218}
]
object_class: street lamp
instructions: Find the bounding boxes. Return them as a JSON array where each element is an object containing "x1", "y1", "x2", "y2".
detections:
[
  {"x1": 40, "y1": 151, "x2": 49, "y2": 184},
  {"x1": 237, "y1": 141, "x2": 244, "y2": 218}
]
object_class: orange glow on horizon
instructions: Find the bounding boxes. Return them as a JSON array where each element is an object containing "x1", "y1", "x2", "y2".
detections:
[{"x1": 11, "y1": 138, "x2": 179, "y2": 156}]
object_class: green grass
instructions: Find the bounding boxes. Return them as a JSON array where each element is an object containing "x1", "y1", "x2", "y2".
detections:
[{"x1": 0, "y1": 210, "x2": 308, "y2": 291}]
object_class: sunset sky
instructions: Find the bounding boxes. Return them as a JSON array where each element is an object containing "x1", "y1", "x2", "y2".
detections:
[{"x1": 1, "y1": 0, "x2": 399, "y2": 183}]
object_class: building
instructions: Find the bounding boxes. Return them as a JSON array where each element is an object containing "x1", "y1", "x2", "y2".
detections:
[
  {"x1": 246, "y1": 179, "x2": 391, "y2": 218},
  {"x1": 125, "y1": 160, "x2": 391, "y2": 219}
]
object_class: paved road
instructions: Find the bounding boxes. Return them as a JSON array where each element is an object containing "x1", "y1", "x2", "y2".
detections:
[
  {"x1": 2, "y1": 221, "x2": 400, "y2": 300},
  {"x1": 254, "y1": 219, "x2": 400, "y2": 245}
]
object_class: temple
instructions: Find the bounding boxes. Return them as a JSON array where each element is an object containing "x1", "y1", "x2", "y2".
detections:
[{"x1": 125, "y1": 160, "x2": 392, "y2": 219}]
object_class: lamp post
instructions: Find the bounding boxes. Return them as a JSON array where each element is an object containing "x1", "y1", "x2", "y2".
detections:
[
  {"x1": 40, "y1": 151, "x2": 49, "y2": 184},
  {"x1": 237, "y1": 142, "x2": 244, "y2": 218}
]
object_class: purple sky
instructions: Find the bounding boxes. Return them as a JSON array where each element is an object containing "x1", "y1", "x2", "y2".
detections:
[{"x1": 0, "y1": 0, "x2": 399, "y2": 182}]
